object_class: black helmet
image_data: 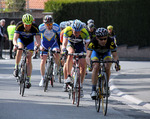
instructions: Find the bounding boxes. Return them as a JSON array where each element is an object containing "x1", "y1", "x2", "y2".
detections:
[
  {"x1": 95, "y1": 28, "x2": 108, "y2": 37},
  {"x1": 43, "y1": 15, "x2": 53, "y2": 23}
]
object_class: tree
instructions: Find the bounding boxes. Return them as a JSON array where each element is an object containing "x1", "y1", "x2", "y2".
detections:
[{"x1": 5, "y1": 0, "x2": 26, "y2": 12}]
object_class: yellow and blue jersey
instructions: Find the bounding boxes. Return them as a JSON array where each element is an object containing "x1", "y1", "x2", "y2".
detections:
[{"x1": 63, "y1": 26, "x2": 90, "y2": 44}]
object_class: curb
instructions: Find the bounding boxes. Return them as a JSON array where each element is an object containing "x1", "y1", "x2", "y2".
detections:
[{"x1": 110, "y1": 73, "x2": 150, "y2": 112}]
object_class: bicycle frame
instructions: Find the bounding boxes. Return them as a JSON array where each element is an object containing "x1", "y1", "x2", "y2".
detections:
[
  {"x1": 67, "y1": 52, "x2": 86, "y2": 107},
  {"x1": 44, "y1": 49, "x2": 60, "y2": 92},
  {"x1": 92, "y1": 59, "x2": 118, "y2": 115}
]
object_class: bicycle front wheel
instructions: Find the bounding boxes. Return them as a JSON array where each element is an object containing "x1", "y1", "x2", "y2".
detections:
[
  {"x1": 95, "y1": 88, "x2": 101, "y2": 112},
  {"x1": 19, "y1": 64, "x2": 26, "y2": 96},
  {"x1": 101, "y1": 74, "x2": 108, "y2": 116},
  {"x1": 75, "y1": 68, "x2": 80, "y2": 107}
]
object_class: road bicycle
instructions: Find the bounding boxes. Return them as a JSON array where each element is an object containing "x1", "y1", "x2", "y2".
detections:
[
  {"x1": 16, "y1": 48, "x2": 33, "y2": 96},
  {"x1": 57, "y1": 55, "x2": 66, "y2": 83},
  {"x1": 92, "y1": 59, "x2": 119, "y2": 116},
  {"x1": 43, "y1": 49, "x2": 60, "y2": 92},
  {"x1": 67, "y1": 52, "x2": 86, "y2": 107}
]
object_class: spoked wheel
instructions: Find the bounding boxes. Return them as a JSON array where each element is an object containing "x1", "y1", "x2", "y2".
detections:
[
  {"x1": 72, "y1": 89, "x2": 75, "y2": 104},
  {"x1": 19, "y1": 64, "x2": 26, "y2": 97},
  {"x1": 44, "y1": 78, "x2": 49, "y2": 92},
  {"x1": 101, "y1": 74, "x2": 108, "y2": 116},
  {"x1": 58, "y1": 67, "x2": 63, "y2": 83},
  {"x1": 95, "y1": 88, "x2": 101, "y2": 112},
  {"x1": 50, "y1": 76, "x2": 54, "y2": 87},
  {"x1": 75, "y1": 69, "x2": 80, "y2": 107},
  {"x1": 20, "y1": 78, "x2": 25, "y2": 96}
]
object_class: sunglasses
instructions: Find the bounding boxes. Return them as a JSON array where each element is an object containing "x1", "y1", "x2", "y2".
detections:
[
  {"x1": 98, "y1": 37, "x2": 107, "y2": 41},
  {"x1": 46, "y1": 23, "x2": 53, "y2": 26}
]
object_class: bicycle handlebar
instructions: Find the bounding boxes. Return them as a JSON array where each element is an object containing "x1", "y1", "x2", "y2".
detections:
[{"x1": 68, "y1": 53, "x2": 87, "y2": 56}]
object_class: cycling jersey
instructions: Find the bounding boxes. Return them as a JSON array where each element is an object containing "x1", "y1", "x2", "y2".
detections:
[
  {"x1": 39, "y1": 23, "x2": 60, "y2": 53},
  {"x1": 88, "y1": 37, "x2": 117, "y2": 54},
  {"x1": 60, "y1": 29, "x2": 65, "y2": 44},
  {"x1": 63, "y1": 26, "x2": 90, "y2": 44},
  {"x1": 87, "y1": 27, "x2": 96, "y2": 41},
  {"x1": 88, "y1": 37, "x2": 117, "y2": 60},
  {"x1": 15, "y1": 21, "x2": 39, "y2": 46}
]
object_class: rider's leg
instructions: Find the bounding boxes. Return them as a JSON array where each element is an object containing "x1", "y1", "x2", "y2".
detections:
[
  {"x1": 26, "y1": 51, "x2": 33, "y2": 81},
  {"x1": 79, "y1": 58, "x2": 87, "y2": 85}
]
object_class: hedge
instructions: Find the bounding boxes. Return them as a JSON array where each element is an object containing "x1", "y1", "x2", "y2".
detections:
[{"x1": 45, "y1": 0, "x2": 150, "y2": 47}]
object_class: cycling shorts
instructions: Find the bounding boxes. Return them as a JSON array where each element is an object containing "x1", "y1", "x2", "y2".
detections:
[
  {"x1": 17, "y1": 38, "x2": 34, "y2": 50},
  {"x1": 40, "y1": 42, "x2": 60, "y2": 55},
  {"x1": 91, "y1": 50, "x2": 112, "y2": 61},
  {"x1": 67, "y1": 41, "x2": 86, "y2": 53}
]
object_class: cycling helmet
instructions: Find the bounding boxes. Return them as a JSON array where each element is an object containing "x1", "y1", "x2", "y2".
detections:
[
  {"x1": 87, "y1": 23, "x2": 95, "y2": 29},
  {"x1": 82, "y1": 22, "x2": 87, "y2": 28},
  {"x1": 43, "y1": 15, "x2": 53, "y2": 23},
  {"x1": 72, "y1": 19, "x2": 83, "y2": 31},
  {"x1": 87, "y1": 19, "x2": 94, "y2": 25},
  {"x1": 95, "y1": 28, "x2": 108, "y2": 37},
  {"x1": 107, "y1": 25, "x2": 113, "y2": 30},
  {"x1": 59, "y1": 21, "x2": 66, "y2": 29},
  {"x1": 22, "y1": 13, "x2": 33, "y2": 25}
]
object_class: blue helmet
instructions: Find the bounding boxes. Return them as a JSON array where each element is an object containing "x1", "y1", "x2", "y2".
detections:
[{"x1": 72, "y1": 19, "x2": 83, "y2": 31}]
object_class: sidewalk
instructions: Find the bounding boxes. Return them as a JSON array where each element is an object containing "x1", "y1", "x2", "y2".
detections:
[{"x1": 110, "y1": 68, "x2": 150, "y2": 110}]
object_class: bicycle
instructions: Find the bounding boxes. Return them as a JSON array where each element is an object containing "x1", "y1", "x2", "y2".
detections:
[
  {"x1": 43, "y1": 49, "x2": 60, "y2": 92},
  {"x1": 16, "y1": 47, "x2": 33, "y2": 96},
  {"x1": 92, "y1": 59, "x2": 119, "y2": 116},
  {"x1": 67, "y1": 52, "x2": 86, "y2": 107},
  {"x1": 57, "y1": 55, "x2": 66, "y2": 83}
]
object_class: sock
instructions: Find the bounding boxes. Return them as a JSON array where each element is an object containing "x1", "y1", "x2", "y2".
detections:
[
  {"x1": 41, "y1": 75, "x2": 44, "y2": 80},
  {"x1": 27, "y1": 76, "x2": 31, "y2": 82},
  {"x1": 15, "y1": 64, "x2": 19, "y2": 69}
]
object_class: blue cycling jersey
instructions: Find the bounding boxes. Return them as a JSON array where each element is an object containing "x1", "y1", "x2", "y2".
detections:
[{"x1": 39, "y1": 23, "x2": 61, "y2": 50}]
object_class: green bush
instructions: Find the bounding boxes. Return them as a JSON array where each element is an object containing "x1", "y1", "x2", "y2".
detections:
[{"x1": 45, "y1": 0, "x2": 150, "y2": 47}]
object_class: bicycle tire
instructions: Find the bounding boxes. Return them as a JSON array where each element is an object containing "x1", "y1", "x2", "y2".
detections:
[
  {"x1": 44, "y1": 78, "x2": 49, "y2": 92},
  {"x1": 19, "y1": 63, "x2": 26, "y2": 96},
  {"x1": 58, "y1": 66, "x2": 63, "y2": 83},
  {"x1": 50, "y1": 76, "x2": 54, "y2": 87},
  {"x1": 95, "y1": 88, "x2": 101, "y2": 112},
  {"x1": 75, "y1": 68, "x2": 80, "y2": 107},
  {"x1": 101, "y1": 74, "x2": 108, "y2": 116}
]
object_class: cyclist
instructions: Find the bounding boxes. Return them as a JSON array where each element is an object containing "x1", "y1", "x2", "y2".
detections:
[
  {"x1": 38, "y1": 15, "x2": 61, "y2": 87},
  {"x1": 62, "y1": 19, "x2": 90, "y2": 96},
  {"x1": 87, "y1": 23, "x2": 96, "y2": 41},
  {"x1": 87, "y1": 19, "x2": 94, "y2": 25},
  {"x1": 107, "y1": 25, "x2": 116, "y2": 39},
  {"x1": 86, "y1": 27, "x2": 120, "y2": 99},
  {"x1": 13, "y1": 13, "x2": 41, "y2": 88}
]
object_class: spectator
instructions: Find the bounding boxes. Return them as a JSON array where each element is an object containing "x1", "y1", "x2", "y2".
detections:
[
  {"x1": 0, "y1": 19, "x2": 8, "y2": 59},
  {"x1": 7, "y1": 20, "x2": 16, "y2": 59}
]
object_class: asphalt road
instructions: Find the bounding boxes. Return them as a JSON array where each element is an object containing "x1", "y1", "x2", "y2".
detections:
[{"x1": 0, "y1": 57, "x2": 150, "y2": 119}]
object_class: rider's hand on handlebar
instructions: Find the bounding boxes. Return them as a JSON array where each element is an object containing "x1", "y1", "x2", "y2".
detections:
[
  {"x1": 13, "y1": 45, "x2": 18, "y2": 51},
  {"x1": 62, "y1": 48, "x2": 68, "y2": 55}
]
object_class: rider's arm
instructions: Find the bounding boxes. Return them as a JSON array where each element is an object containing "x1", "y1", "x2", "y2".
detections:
[
  {"x1": 112, "y1": 51, "x2": 119, "y2": 61},
  {"x1": 86, "y1": 50, "x2": 92, "y2": 66},
  {"x1": 62, "y1": 37, "x2": 68, "y2": 50},
  {"x1": 35, "y1": 34, "x2": 41, "y2": 47},
  {"x1": 13, "y1": 33, "x2": 19, "y2": 46}
]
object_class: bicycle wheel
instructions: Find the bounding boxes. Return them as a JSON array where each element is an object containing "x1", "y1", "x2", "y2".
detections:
[
  {"x1": 50, "y1": 76, "x2": 54, "y2": 87},
  {"x1": 44, "y1": 77, "x2": 49, "y2": 92},
  {"x1": 58, "y1": 66, "x2": 63, "y2": 83},
  {"x1": 75, "y1": 68, "x2": 80, "y2": 107},
  {"x1": 19, "y1": 64, "x2": 26, "y2": 96},
  {"x1": 95, "y1": 88, "x2": 101, "y2": 112},
  {"x1": 101, "y1": 74, "x2": 108, "y2": 116}
]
